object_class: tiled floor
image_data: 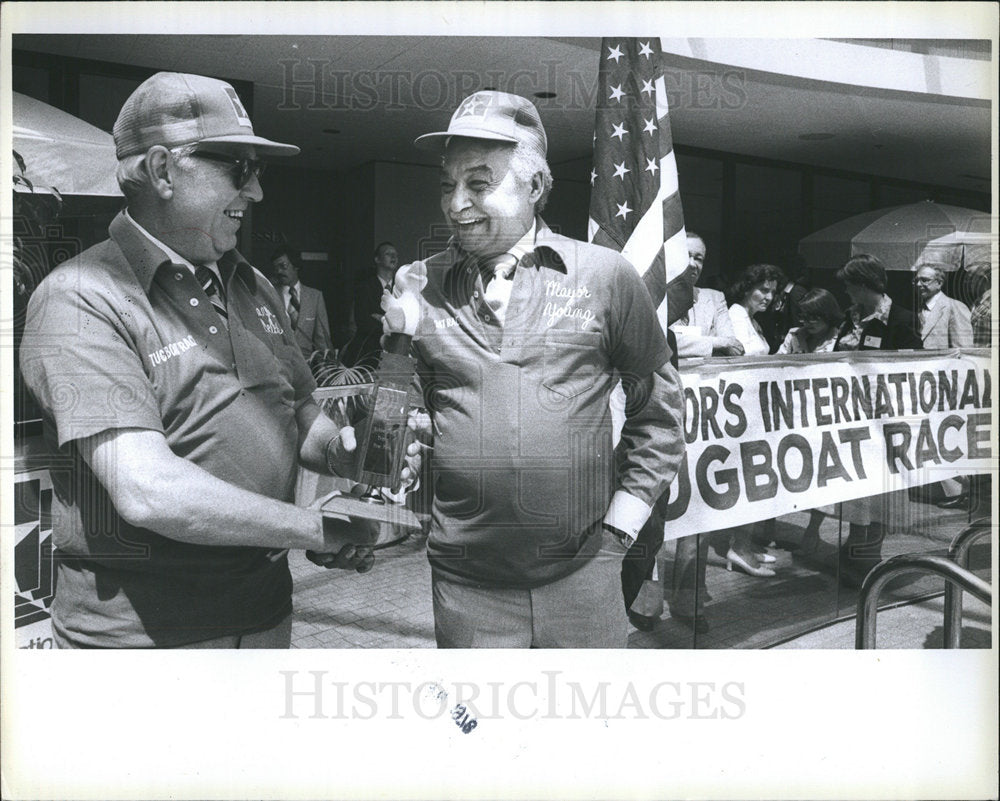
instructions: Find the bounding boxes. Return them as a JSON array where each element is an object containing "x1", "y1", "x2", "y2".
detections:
[
  {"x1": 290, "y1": 530, "x2": 436, "y2": 649},
  {"x1": 289, "y1": 502, "x2": 991, "y2": 650},
  {"x1": 772, "y1": 592, "x2": 992, "y2": 649}
]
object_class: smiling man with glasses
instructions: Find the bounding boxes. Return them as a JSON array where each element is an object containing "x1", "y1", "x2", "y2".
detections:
[
  {"x1": 188, "y1": 150, "x2": 267, "y2": 189},
  {"x1": 19, "y1": 72, "x2": 419, "y2": 649}
]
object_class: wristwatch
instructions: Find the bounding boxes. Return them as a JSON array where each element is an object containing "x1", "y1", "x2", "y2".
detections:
[{"x1": 603, "y1": 522, "x2": 635, "y2": 550}]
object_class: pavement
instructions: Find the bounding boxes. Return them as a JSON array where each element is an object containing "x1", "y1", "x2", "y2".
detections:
[{"x1": 288, "y1": 502, "x2": 991, "y2": 651}]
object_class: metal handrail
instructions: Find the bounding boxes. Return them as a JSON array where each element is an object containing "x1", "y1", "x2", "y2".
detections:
[
  {"x1": 943, "y1": 518, "x2": 993, "y2": 648},
  {"x1": 855, "y1": 554, "x2": 992, "y2": 649}
]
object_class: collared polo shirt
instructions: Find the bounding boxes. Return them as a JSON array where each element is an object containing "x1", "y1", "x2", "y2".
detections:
[
  {"x1": 19, "y1": 211, "x2": 315, "y2": 647},
  {"x1": 411, "y1": 221, "x2": 671, "y2": 589}
]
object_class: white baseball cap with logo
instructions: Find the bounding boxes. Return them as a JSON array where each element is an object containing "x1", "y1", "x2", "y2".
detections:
[
  {"x1": 414, "y1": 90, "x2": 547, "y2": 157},
  {"x1": 114, "y1": 71, "x2": 299, "y2": 159}
]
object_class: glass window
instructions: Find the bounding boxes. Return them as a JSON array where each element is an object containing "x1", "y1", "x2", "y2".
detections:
[
  {"x1": 13, "y1": 64, "x2": 49, "y2": 103},
  {"x1": 878, "y1": 183, "x2": 931, "y2": 208},
  {"x1": 676, "y1": 152, "x2": 724, "y2": 283},
  {"x1": 811, "y1": 173, "x2": 872, "y2": 229},
  {"x1": 78, "y1": 74, "x2": 144, "y2": 131},
  {"x1": 731, "y1": 162, "x2": 802, "y2": 271}
]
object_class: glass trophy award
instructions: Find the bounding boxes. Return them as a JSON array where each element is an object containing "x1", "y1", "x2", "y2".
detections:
[{"x1": 315, "y1": 332, "x2": 422, "y2": 532}]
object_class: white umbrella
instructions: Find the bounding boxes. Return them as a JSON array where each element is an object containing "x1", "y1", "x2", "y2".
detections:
[
  {"x1": 799, "y1": 201, "x2": 991, "y2": 272},
  {"x1": 12, "y1": 91, "x2": 122, "y2": 197},
  {"x1": 914, "y1": 230, "x2": 996, "y2": 272}
]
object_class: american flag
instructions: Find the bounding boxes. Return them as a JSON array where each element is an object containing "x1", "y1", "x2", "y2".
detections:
[{"x1": 588, "y1": 38, "x2": 693, "y2": 331}]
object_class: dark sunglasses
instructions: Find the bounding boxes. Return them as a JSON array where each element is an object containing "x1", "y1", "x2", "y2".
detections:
[{"x1": 191, "y1": 151, "x2": 266, "y2": 188}]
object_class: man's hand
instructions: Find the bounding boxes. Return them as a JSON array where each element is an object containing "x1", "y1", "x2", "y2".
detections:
[
  {"x1": 713, "y1": 337, "x2": 745, "y2": 356},
  {"x1": 305, "y1": 546, "x2": 375, "y2": 573},
  {"x1": 400, "y1": 408, "x2": 433, "y2": 484},
  {"x1": 306, "y1": 514, "x2": 379, "y2": 573},
  {"x1": 323, "y1": 425, "x2": 358, "y2": 476}
]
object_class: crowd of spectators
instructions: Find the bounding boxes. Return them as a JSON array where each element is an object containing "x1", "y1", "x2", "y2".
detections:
[{"x1": 656, "y1": 233, "x2": 988, "y2": 633}]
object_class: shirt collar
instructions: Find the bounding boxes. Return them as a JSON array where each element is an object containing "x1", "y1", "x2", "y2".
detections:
[
  {"x1": 924, "y1": 290, "x2": 942, "y2": 310},
  {"x1": 124, "y1": 209, "x2": 211, "y2": 276},
  {"x1": 449, "y1": 217, "x2": 570, "y2": 276},
  {"x1": 508, "y1": 220, "x2": 536, "y2": 262},
  {"x1": 110, "y1": 210, "x2": 257, "y2": 294},
  {"x1": 850, "y1": 293, "x2": 893, "y2": 326}
]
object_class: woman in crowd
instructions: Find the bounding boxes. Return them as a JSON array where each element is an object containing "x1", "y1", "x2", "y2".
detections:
[
  {"x1": 776, "y1": 289, "x2": 843, "y2": 553},
  {"x1": 829, "y1": 254, "x2": 921, "y2": 585},
  {"x1": 728, "y1": 263, "x2": 784, "y2": 357},
  {"x1": 719, "y1": 263, "x2": 787, "y2": 576},
  {"x1": 777, "y1": 288, "x2": 842, "y2": 354}
]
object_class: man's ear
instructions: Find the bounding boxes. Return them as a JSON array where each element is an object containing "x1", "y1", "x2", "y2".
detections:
[
  {"x1": 528, "y1": 172, "x2": 544, "y2": 204},
  {"x1": 144, "y1": 146, "x2": 175, "y2": 199}
]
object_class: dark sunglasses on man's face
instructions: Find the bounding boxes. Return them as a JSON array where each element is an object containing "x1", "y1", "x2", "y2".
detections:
[{"x1": 191, "y1": 151, "x2": 266, "y2": 189}]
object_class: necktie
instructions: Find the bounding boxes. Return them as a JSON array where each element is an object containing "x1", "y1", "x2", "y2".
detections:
[
  {"x1": 288, "y1": 285, "x2": 300, "y2": 331},
  {"x1": 195, "y1": 265, "x2": 228, "y2": 325},
  {"x1": 482, "y1": 253, "x2": 518, "y2": 325}
]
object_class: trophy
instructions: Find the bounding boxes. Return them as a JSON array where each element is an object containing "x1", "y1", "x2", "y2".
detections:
[{"x1": 314, "y1": 263, "x2": 427, "y2": 532}]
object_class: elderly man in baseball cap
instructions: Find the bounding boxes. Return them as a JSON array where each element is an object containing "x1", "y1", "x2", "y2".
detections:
[
  {"x1": 394, "y1": 90, "x2": 685, "y2": 647},
  {"x1": 20, "y1": 72, "x2": 418, "y2": 648}
]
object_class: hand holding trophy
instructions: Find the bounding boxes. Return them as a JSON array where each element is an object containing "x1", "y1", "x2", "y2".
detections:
[{"x1": 312, "y1": 261, "x2": 429, "y2": 540}]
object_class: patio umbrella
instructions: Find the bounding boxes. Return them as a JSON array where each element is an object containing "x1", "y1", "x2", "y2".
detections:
[
  {"x1": 915, "y1": 230, "x2": 996, "y2": 272},
  {"x1": 12, "y1": 91, "x2": 122, "y2": 197},
  {"x1": 798, "y1": 200, "x2": 992, "y2": 271}
]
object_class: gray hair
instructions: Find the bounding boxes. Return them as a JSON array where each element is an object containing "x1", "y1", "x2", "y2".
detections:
[
  {"x1": 915, "y1": 263, "x2": 947, "y2": 282},
  {"x1": 116, "y1": 144, "x2": 199, "y2": 201},
  {"x1": 509, "y1": 140, "x2": 553, "y2": 212}
]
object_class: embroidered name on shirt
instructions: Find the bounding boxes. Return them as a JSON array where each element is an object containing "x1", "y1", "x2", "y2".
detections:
[
  {"x1": 149, "y1": 335, "x2": 197, "y2": 366},
  {"x1": 543, "y1": 280, "x2": 595, "y2": 328},
  {"x1": 256, "y1": 305, "x2": 284, "y2": 334},
  {"x1": 434, "y1": 316, "x2": 460, "y2": 329}
]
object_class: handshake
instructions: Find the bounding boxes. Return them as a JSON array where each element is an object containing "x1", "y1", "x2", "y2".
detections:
[{"x1": 306, "y1": 513, "x2": 379, "y2": 574}]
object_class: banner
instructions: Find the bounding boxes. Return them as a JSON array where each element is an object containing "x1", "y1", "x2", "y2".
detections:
[{"x1": 660, "y1": 348, "x2": 993, "y2": 537}]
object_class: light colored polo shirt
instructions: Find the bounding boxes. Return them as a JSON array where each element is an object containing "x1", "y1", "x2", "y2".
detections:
[
  {"x1": 19, "y1": 211, "x2": 316, "y2": 647},
  {"x1": 411, "y1": 220, "x2": 676, "y2": 589}
]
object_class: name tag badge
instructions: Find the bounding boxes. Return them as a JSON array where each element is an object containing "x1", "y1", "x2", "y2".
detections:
[{"x1": 864, "y1": 335, "x2": 882, "y2": 348}]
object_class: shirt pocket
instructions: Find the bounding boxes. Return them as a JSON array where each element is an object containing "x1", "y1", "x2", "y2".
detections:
[{"x1": 541, "y1": 329, "x2": 604, "y2": 399}]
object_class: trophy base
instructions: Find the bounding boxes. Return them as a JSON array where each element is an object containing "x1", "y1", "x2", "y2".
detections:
[{"x1": 319, "y1": 491, "x2": 423, "y2": 536}]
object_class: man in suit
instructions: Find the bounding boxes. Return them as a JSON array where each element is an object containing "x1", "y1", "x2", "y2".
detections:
[
  {"x1": 652, "y1": 233, "x2": 743, "y2": 635},
  {"x1": 914, "y1": 262, "x2": 974, "y2": 508},
  {"x1": 343, "y1": 241, "x2": 399, "y2": 369},
  {"x1": 915, "y1": 263, "x2": 973, "y2": 349},
  {"x1": 271, "y1": 245, "x2": 334, "y2": 362},
  {"x1": 669, "y1": 232, "x2": 744, "y2": 358}
]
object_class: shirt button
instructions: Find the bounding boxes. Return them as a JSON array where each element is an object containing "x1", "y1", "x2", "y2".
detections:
[
  {"x1": 190, "y1": 298, "x2": 199, "y2": 307},
  {"x1": 473, "y1": 291, "x2": 479, "y2": 299},
  {"x1": 209, "y1": 325, "x2": 219, "y2": 334},
  {"x1": 484, "y1": 314, "x2": 492, "y2": 322}
]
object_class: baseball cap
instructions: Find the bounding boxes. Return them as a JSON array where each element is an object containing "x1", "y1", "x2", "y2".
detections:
[
  {"x1": 114, "y1": 72, "x2": 300, "y2": 159},
  {"x1": 414, "y1": 90, "x2": 547, "y2": 156}
]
